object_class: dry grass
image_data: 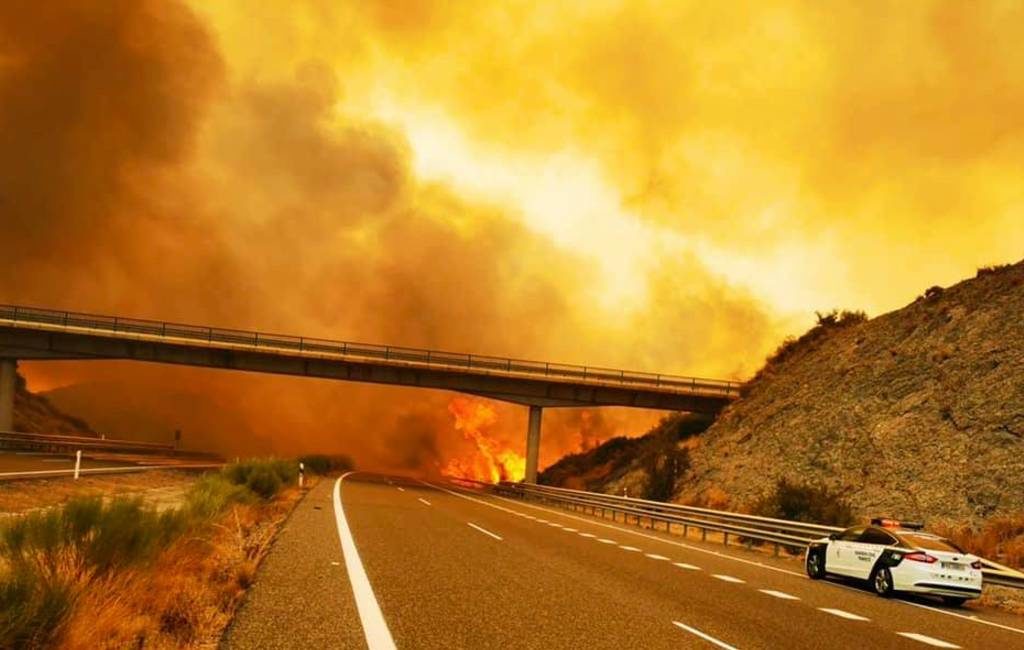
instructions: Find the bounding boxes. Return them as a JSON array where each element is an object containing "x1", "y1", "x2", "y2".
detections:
[
  {"x1": 933, "y1": 513, "x2": 1024, "y2": 571},
  {"x1": 57, "y1": 487, "x2": 303, "y2": 648},
  {"x1": 0, "y1": 471, "x2": 198, "y2": 514}
]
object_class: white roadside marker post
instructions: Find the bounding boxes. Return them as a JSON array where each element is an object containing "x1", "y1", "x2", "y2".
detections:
[
  {"x1": 74, "y1": 450, "x2": 82, "y2": 480},
  {"x1": 299, "y1": 461, "x2": 304, "y2": 488}
]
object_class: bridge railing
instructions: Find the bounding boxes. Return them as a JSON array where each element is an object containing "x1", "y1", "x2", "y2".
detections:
[
  {"x1": 0, "y1": 304, "x2": 743, "y2": 397},
  {"x1": 447, "y1": 478, "x2": 1024, "y2": 591}
]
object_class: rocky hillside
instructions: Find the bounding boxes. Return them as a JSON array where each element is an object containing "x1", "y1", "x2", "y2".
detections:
[
  {"x1": 539, "y1": 414, "x2": 712, "y2": 500},
  {"x1": 547, "y1": 260, "x2": 1024, "y2": 526},
  {"x1": 12, "y1": 371, "x2": 95, "y2": 435}
]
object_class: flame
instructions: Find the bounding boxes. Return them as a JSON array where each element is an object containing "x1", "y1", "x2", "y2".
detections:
[{"x1": 442, "y1": 397, "x2": 525, "y2": 483}]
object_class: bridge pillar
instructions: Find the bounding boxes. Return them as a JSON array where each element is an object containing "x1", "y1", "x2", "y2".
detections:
[
  {"x1": 0, "y1": 359, "x2": 15, "y2": 432},
  {"x1": 524, "y1": 405, "x2": 542, "y2": 484}
]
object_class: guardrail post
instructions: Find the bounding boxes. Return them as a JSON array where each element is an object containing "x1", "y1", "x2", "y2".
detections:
[
  {"x1": 723, "y1": 532, "x2": 729, "y2": 546},
  {"x1": 701, "y1": 528, "x2": 707, "y2": 542},
  {"x1": 773, "y1": 543, "x2": 780, "y2": 557},
  {"x1": 0, "y1": 359, "x2": 16, "y2": 432},
  {"x1": 74, "y1": 450, "x2": 82, "y2": 480}
]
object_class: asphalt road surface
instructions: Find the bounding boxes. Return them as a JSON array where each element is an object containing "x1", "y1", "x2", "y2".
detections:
[{"x1": 225, "y1": 474, "x2": 1024, "y2": 649}]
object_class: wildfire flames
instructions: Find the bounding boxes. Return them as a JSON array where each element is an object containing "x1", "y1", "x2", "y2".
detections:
[{"x1": 442, "y1": 398, "x2": 526, "y2": 483}]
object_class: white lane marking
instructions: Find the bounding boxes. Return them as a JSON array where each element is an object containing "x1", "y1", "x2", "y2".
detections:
[
  {"x1": 597, "y1": 538, "x2": 617, "y2": 544},
  {"x1": 578, "y1": 532, "x2": 596, "y2": 538},
  {"x1": 547, "y1": 522, "x2": 563, "y2": 527},
  {"x1": 619, "y1": 545, "x2": 642, "y2": 552},
  {"x1": 333, "y1": 475, "x2": 397, "y2": 650},
  {"x1": 535, "y1": 518, "x2": 549, "y2": 523},
  {"x1": 396, "y1": 487, "x2": 405, "y2": 492},
  {"x1": 432, "y1": 482, "x2": 1024, "y2": 637},
  {"x1": 896, "y1": 632, "x2": 961, "y2": 648},
  {"x1": 646, "y1": 554, "x2": 670, "y2": 561},
  {"x1": 672, "y1": 621, "x2": 738, "y2": 650},
  {"x1": 712, "y1": 574, "x2": 745, "y2": 584},
  {"x1": 467, "y1": 522, "x2": 503, "y2": 541},
  {"x1": 561, "y1": 527, "x2": 578, "y2": 532},
  {"x1": 417, "y1": 497, "x2": 432, "y2": 506},
  {"x1": 901, "y1": 599, "x2": 1024, "y2": 637},
  {"x1": 818, "y1": 608, "x2": 869, "y2": 621},
  {"x1": 759, "y1": 589, "x2": 799, "y2": 600},
  {"x1": 674, "y1": 562, "x2": 701, "y2": 571}
]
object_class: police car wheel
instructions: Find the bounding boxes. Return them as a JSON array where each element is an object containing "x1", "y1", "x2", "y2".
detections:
[
  {"x1": 806, "y1": 549, "x2": 825, "y2": 579},
  {"x1": 871, "y1": 567, "x2": 894, "y2": 597}
]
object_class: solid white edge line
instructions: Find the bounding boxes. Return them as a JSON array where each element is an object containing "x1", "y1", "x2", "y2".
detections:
[
  {"x1": 896, "y1": 632, "x2": 961, "y2": 648},
  {"x1": 467, "y1": 522, "x2": 503, "y2": 541},
  {"x1": 333, "y1": 474, "x2": 396, "y2": 650},
  {"x1": 672, "y1": 621, "x2": 739, "y2": 650}
]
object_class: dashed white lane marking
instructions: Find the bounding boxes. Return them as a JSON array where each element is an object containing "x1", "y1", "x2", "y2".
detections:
[
  {"x1": 672, "y1": 621, "x2": 738, "y2": 650},
  {"x1": 431, "y1": 482, "x2": 1024, "y2": 638},
  {"x1": 645, "y1": 554, "x2": 670, "y2": 561},
  {"x1": 467, "y1": 522, "x2": 503, "y2": 541},
  {"x1": 578, "y1": 532, "x2": 596, "y2": 538},
  {"x1": 333, "y1": 475, "x2": 397, "y2": 650},
  {"x1": 818, "y1": 608, "x2": 869, "y2": 621},
  {"x1": 674, "y1": 562, "x2": 701, "y2": 571},
  {"x1": 758, "y1": 589, "x2": 799, "y2": 601},
  {"x1": 597, "y1": 538, "x2": 617, "y2": 544},
  {"x1": 396, "y1": 487, "x2": 405, "y2": 492},
  {"x1": 712, "y1": 574, "x2": 745, "y2": 584},
  {"x1": 547, "y1": 522, "x2": 563, "y2": 527},
  {"x1": 619, "y1": 545, "x2": 642, "y2": 552},
  {"x1": 561, "y1": 527, "x2": 578, "y2": 532},
  {"x1": 417, "y1": 497, "x2": 432, "y2": 506},
  {"x1": 536, "y1": 518, "x2": 549, "y2": 523},
  {"x1": 896, "y1": 632, "x2": 961, "y2": 648}
]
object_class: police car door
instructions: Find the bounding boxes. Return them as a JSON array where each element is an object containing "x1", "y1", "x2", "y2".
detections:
[
  {"x1": 845, "y1": 527, "x2": 895, "y2": 579},
  {"x1": 827, "y1": 527, "x2": 865, "y2": 577}
]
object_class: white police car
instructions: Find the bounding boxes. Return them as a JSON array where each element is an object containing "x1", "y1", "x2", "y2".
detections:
[{"x1": 805, "y1": 518, "x2": 983, "y2": 605}]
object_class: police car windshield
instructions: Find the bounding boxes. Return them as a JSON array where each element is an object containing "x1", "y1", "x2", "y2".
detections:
[{"x1": 897, "y1": 533, "x2": 964, "y2": 553}]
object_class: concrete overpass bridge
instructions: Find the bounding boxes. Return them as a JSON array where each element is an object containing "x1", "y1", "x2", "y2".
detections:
[{"x1": 0, "y1": 304, "x2": 742, "y2": 481}]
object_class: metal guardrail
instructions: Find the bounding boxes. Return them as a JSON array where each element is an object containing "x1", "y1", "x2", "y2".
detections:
[
  {"x1": 461, "y1": 480, "x2": 1024, "y2": 591},
  {"x1": 0, "y1": 430, "x2": 174, "y2": 454},
  {"x1": 0, "y1": 463, "x2": 222, "y2": 481},
  {"x1": 0, "y1": 304, "x2": 742, "y2": 397}
]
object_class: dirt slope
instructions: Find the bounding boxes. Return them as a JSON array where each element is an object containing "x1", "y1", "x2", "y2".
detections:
[
  {"x1": 12, "y1": 371, "x2": 95, "y2": 435},
  {"x1": 679, "y1": 261, "x2": 1024, "y2": 524}
]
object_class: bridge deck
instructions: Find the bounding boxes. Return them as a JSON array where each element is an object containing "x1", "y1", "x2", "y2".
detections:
[{"x1": 0, "y1": 305, "x2": 741, "y2": 411}]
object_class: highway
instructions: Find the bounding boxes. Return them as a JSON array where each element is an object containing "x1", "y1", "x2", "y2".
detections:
[{"x1": 225, "y1": 474, "x2": 1024, "y2": 649}]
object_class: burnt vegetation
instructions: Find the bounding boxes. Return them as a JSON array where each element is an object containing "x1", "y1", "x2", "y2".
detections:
[
  {"x1": 751, "y1": 478, "x2": 855, "y2": 527},
  {"x1": 749, "y1": 309, "x2": 867, "y2": 385}
]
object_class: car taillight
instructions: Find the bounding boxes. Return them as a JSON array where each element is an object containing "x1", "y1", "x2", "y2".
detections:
[
  {"x1": 971, "y1": 560, "x2": 983, "y2": 570},
  {"x1": 903, "y1": 552, "x2": 937, "y2": 563}
]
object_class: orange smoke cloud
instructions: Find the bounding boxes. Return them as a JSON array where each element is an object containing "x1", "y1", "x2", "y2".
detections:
[{"x1": 4, "y1": 2, "x2": 1021, "y2": 476}]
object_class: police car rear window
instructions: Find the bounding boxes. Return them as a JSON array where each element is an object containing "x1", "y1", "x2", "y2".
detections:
[{"x1": 898, "y1": 533, "x2": 964, "y2": 553}]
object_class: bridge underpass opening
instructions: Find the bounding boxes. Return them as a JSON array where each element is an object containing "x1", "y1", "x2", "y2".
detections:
[{"x1": 0, "y1": 305, "x2": 741, "y2": 482}]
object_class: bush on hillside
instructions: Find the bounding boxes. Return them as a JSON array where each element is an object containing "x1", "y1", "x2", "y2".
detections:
[
  {"x1": 751, "y1": 309, "x2": 867, "y2": 385},
  {"x1": 752, "y1": 478, "x2": 855, "y2": 526}
]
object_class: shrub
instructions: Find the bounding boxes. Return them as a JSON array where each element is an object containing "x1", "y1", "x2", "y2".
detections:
[
  {"x1": 752, "y1": 478, "x2": 855, "y2": 526},
  {"x1": 298, "y1": 454, "x2": 354, "y2": 475},
  {"x1": 244, "y1": 466, "x2": 283, "y2": 500},
  {"x1": 186, "y1": 474, "x2": 253, "y2": 520},
  {"x1": 0, "y1": 567, "x2": 73, "y2": 649}
]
